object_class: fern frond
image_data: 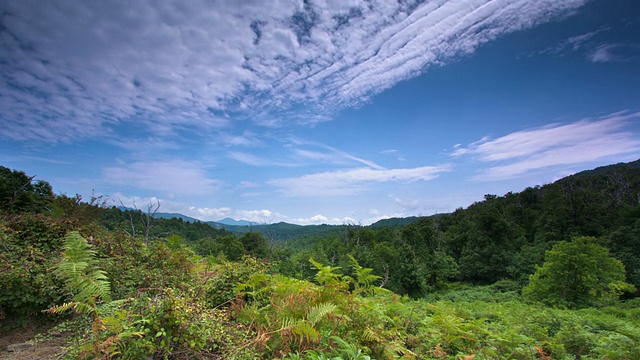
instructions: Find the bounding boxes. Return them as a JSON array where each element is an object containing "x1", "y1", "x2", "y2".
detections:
[
  {"x1": 361, "y1": 327, "x2": 380, "y2": 342},
  {"x1": 291, "y1": 320, "x2": 320, "y2": 344},
  {"x1": 309, "y1": 258, "x2": 343, "y2": 286},
  {"x1": 279, "y1": 316, "x2": 297, "y2": 331},
  {"x1": 47, "y1": 231, "x2": 112, "y2": 315},
  {"x1": 307, "y1": 302, "x2": 337, "y2": 326},
  {"x1": 348, "y1": 255, "x2": 380, "y2": 288},
  {"x1": 43, "y1": 301, "x2": 77, "y2": 315}
]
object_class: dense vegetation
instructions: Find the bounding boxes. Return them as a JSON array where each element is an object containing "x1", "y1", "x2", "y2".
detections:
[{"x1": 1, "y1": 161, "x2": 639, "y2": 359}]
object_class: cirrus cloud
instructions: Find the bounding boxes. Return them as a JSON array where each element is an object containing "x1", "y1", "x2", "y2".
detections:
[
  {"x1": 270, "y1": 165, "x2": 451, "y2": 197},
  {"x1": 0, "y1": 0, "x2": 588, "y2": 143},
  {"x1": 103, "y1": 160, "x2": 221, "y2": 196},
  {"x1": 453, "y1": 112, "x2": 640, "y2": 181}
]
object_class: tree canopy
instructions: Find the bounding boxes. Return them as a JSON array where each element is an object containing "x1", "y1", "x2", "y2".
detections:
[{"x1": 523, "y1": 236, "x2": 635, "y2": 308}]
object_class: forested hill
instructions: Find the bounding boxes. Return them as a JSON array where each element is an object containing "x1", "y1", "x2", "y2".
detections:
[
  {"x1": 2, "y1": 161, "x2": 640, "y2": 359},
  {"x1": 446, "y1": 159, "x2": 640, "y2": 279},
  {"x1": 199, "y1": 160, "x2": 639, "y2": 244},
  {"x1": 281, "y1": 159, "x2": 640, "y2": 297},
  {"x1": 204, "y1": 216, "x2": 424, "y2": 241},
  {"x1": 442, "y1": 159, "x2": 640, "y2": 284}
]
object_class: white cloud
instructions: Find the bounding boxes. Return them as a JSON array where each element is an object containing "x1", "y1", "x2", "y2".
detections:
[
  {"x1": 588, "y1": 43, "x2": 640, "y2": 63},
  {"x1": 234, "y1": 209, "x2": 289, "y2": 224},
  {"x1": 291, "y1": 141, "x2": 383, "y2": 169},
  {"x1": 219, "y1": 131, "x2": 264, "y2": 147},
  {"x1": 227, "y1": 151, "x2": 294, "y2": 167},
  {"x1": 270, "y1": 165, "x2": 450, "y2": 196},
  {"x1": 453, "y1": 112, "x2": 640, "y2": 181},
  {"x1": 103, "y1": 160, "x2": 221, "y2": 195},
  {"x1": 537, "y1": 28, "x2": 608, "y2": 56},
  {"x1": 0, "y1": 0, "x2": 588, "y2": 143},
  {"x1": 197, "y1": 207, "x2": 232, "y2": 219},
  {"x1": 291, "y1": 214, "x2": 329, "y2": 225},
  {"x1": 237, "y1": 181, "x2": 261, "y2": 189}
]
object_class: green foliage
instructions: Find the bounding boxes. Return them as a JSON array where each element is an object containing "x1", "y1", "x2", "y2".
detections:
[
  {"x1": 0, "y1": 214, "x2": 76, "y2": 322},
  {"x1": 46, "y1": 231, "x2": 112, "y2": 316},
  {"x1": 202, "y1": 255, "x2": 270, "y2": 308},
  {"x1": 3, "y1": 162, "x2": 640, "y2": 359},
  {"x1": 0, "y1": 166, "x2": 54, "y2": 214},
  {"x1": 285, "y1": 336, "x2": 372, "y2": 360},
  {"x1": 233, "y1": 258, "x2": 402, "y2": 359},
  {"x1": 524, "y1": 236, "x2": 636, "y2": 308},
  {"x1": 42, "y1": 231, "x2": 114, "y2": 357},
  {"x1": 57, "y1": 289, "x2": 257, "y2": 359},
  {"x1": 194, "y1": 234, "x2": 245, "y2": 260},
  {"x1": 310, "y1": 257, "x2": 346, "y2": 287},
  {"x1": 239, "y1": 231, "x2": 270, "y2": 258}
]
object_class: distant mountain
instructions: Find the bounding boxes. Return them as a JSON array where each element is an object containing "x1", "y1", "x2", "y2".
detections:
[
  {"x1": 154, "y1": 212, "x2": 201, "y2": 223},
  {"x1": 116, "y1": 206, "x2": 203, "y2": 223},
  {"x1": 215, "y1": 217, "x2": 257, "y2": 226},
  {"x1": 369, "y1": 216, "x2": 422, "y2": 229}
]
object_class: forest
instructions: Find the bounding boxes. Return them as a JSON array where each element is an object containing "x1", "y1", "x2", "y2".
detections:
[{"x1": 1, "y1": 160, "x2": 639, "y2": 359}]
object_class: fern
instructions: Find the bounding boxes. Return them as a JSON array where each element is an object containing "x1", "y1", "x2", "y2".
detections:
[
  {"x1": 43, "y1": 231, "x2": 113, "y2": 356},
  {"x1": 291, "y1": 320, "x2": 320, "y2": 344},
  {"x1": 348, "y1": 255, "x2": 380, "y2": 289},
  {"x1": 307, "y1": 303, "x2": 337, "y2": 326},
  {"x1": 331, "y1": 336, "x2": 372, "y2": 360},
  {"x1": 310, "y1": 258, "x2": 343, "y2": 286},
  {"x1": 48, "y1": 231, "x2": 111, "y2": 316}
]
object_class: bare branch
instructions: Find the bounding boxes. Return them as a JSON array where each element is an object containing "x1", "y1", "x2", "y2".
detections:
[{"x1": 118, "y1": 198, "x2": 136, "y2": 239}]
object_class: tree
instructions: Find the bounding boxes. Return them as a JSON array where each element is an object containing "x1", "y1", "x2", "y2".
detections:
[
  {"x1": 141, "y1": 198, "x2": 161, "y2": 244},
  {"x1": 523, "y1": 236, "x2": 635, "y2": 308},
  {"x1": 239, "y1": 232, "x2": 269, "y2": 258},
  {"x1": 195, "y1": 235, "x2": 244, "y2": 261},
  {"x1": 0, "y1": 166, "x2": 54, "y2": 214},
  {"x1": 394, "y1": 218, "x2": 458, "y2": 296}
]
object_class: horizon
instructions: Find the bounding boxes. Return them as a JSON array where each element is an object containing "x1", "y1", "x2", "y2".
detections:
[
  {"x1": 128, "y1": 158, "x2": 640, "y2": 225},
  {"x1": 2, "y1": 0, "x2": 640, "y2": 225}
]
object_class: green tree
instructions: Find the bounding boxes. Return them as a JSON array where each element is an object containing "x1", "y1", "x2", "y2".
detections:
[
  {"x1": 239, "y1": 232, "x2": 269, "y2": 258},
  {"x1": 195, "y1": 234, "x2": 245, "y2": 261},
  {"x1": 523, "y1": 236, "x2": 635, "y2": 308},
  {"x1": 0, "y1": 166, "x2": 54, "y2": 214},
  {"x1": 396, "y1": 218, "x2": 458, "y2": 296}
]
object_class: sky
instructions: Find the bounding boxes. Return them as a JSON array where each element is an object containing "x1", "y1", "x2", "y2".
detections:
[{"x1": 1, "y1": 0, "x2": 640, "y2": 225}]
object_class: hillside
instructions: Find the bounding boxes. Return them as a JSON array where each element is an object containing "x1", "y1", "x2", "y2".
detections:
[{"x1": 1, "y1": 160, "x2": 639, "y2": 359}]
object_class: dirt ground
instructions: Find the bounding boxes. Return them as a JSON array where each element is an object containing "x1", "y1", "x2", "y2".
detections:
[{"x1": 0, "y1": 325, "x2": 66, "y2": 360}]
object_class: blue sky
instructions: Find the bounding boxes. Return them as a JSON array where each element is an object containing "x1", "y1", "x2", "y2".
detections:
[{"x1": 1, "y1": 0, "x2": 639, "y2": 225}]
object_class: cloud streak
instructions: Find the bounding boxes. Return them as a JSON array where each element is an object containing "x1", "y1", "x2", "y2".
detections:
[
  {"x1": 0, "y1": 0, "x2": 588, "y2": 143},
  {"x1": 453, "y1": 112, "x2": 640, "y2": 181},
  {"x1": 270, "y1": 165, "x2": 450, "y2": 197},
  {"x1": 103, "y1": 160, "x2": 221, "y2": 196}
]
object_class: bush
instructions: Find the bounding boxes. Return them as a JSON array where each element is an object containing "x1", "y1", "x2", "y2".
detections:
[
  {"x1": 523, "y1": 237, "x2": 636, "y2": 308},
  {"x1": 0, "y1": 215, "x2": 77, "y2": 323}
]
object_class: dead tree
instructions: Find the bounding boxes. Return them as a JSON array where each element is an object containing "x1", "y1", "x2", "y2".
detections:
[
  {"x1": 118, "y1": 198, "x2": 137, "y2": 239},
  {"x1": 141, "y1": 198, "x2": 161, "y2": 244}
]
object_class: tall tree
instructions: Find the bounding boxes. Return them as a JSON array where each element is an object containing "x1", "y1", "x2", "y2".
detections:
[
  {"x1": 523, "y1": 236, "x2": 635, "y2": 308},
  {"x1": 0, "y1": 166, "x2": 54, "y2": 214}
]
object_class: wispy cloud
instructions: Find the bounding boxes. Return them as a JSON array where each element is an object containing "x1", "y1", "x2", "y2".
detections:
[
  {"x1": 103, "y1": 160, "x2": 221, "y2": 195},
  {"x1": 535, "y1": 27, "x2": 640, "y2": 64},
  {"x1": 380, "y1": 149, "x2": 407, "y2": 161},
  {"x1": 588, "y1": 43, "x2": 640, "y2": 63},
  {"x1": 538, "y1": 28, "x2": 609, "y2": 56},
  {"x1": 218, "y1": 131, "x2": 265, "y2": 147},
  {"x1": 270, "y1": 165, "x2": 450, "y2": 197},
  {"x1": 0, "y1": 0, "x2": 588, "y2": 143},
  {"x1": 290, "y1": 139, "x2": 384, "y2": 169},
  {"x1": 227, "y1": 151, "x2": 294, "y2": 167},
  {"x1": 453, "y1": 112, "x2": 640, "y2": 181}
]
